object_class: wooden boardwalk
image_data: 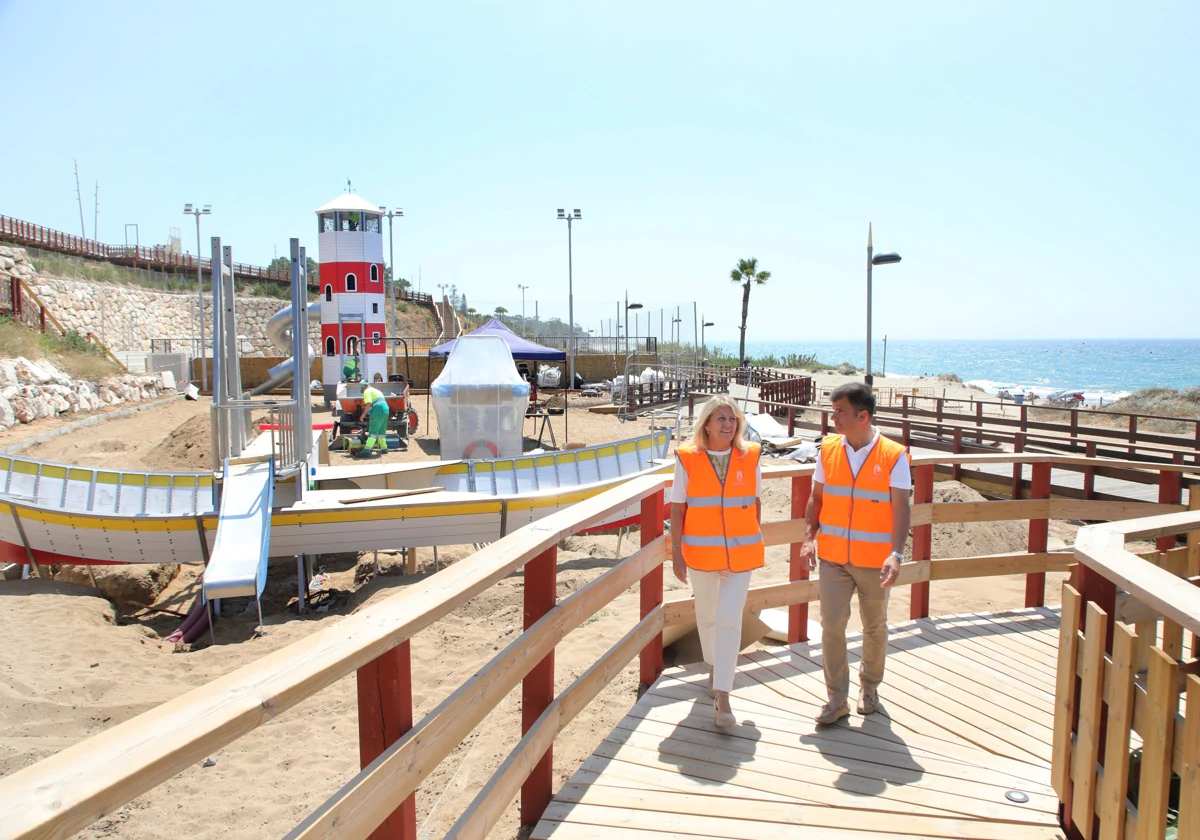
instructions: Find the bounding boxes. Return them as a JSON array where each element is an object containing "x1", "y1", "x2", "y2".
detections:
[{"x1": 535, "y1": 609, "x2": 1067, "y2": 839}]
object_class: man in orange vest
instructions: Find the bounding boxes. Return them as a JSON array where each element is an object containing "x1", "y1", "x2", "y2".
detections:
[{"x1": 800, "y1": 382, "x2": 912, "y2": 725}]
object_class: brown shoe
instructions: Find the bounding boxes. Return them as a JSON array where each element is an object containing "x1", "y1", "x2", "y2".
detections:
[
  {"x1": 857, "y1": 687, "x2": 879, "y2": 715},
  {"x1": 815, "y1": 702, "x2": 850, "y2": 726}
]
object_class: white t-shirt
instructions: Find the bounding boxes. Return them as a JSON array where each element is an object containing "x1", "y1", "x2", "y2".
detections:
[
  {"x1": 813, "y1": 428, "x2": 912, "y2": 491},
  {"x1": 669, "y1": 447, "x2": 763, "y2": 504}
]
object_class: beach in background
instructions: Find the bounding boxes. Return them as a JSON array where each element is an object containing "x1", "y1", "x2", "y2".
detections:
[{"x1": 716, "y1": 338, "x2": 1200, "y2": 404}]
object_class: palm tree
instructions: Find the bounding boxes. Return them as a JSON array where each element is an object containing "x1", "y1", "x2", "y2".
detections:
[{"x1": 730, "y1": 257, "x2": 770, "y2": 364}]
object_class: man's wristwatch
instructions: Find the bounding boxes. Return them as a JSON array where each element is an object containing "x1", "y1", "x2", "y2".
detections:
[{"x1": 887, "y1": 551, "x2": 904, "y2": 563}]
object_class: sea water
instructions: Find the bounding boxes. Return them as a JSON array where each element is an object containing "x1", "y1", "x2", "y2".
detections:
[{"x1": 720, "y1": 339, "x2": 1200, "y2": 404}]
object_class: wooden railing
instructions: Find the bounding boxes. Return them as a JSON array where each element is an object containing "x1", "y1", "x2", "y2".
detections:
[
  {"x1": 748, "y1": 391, "x2": 1200, "y2": 475},
  {"x1": 623, "y1": 364, "x2": 729, "y2": 411},
  {"x1": 897, "y1": 392, "x2": 1200, "y2": 450},
  {"x1": 1054, "y1": 500, "x2": 1200, "y2": 839},
  {"x1": 0, "y1": 214, "x2": 301, "y2": 286},
  {"x1": 0, "y1": 454, "x2": 1193, "y2": 840}
]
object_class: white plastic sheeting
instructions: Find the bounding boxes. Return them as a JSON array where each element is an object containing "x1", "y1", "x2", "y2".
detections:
[{"x1": 431, "y1": 336, "x2": 531, "y2": 459}]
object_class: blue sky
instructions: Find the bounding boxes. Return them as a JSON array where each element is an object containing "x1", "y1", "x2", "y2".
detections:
[{"x1": 1, "y1": 1, "x2": 1196, "y2": 342}]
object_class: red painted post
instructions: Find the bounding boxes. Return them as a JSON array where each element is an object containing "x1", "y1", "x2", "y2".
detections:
[
  {"x1": 1128, "y1": 415, "x2": 1137, "y2": 457},
  {"x1": 1026, "y1": 462, "x2": 1051, "y2": 607},
  {"x1": 902, "y1": 420, "x2": 911, "y2": 447},
  {"x1": 1070, "y1": 408, "x2": 1079, "y2": 449},
  {"x1": 910, "y1": 465, "x2": 933, "y2": 619},
  {"x1": 688, "y1": 393, "x2": 695, "y2": 421},
  {"x1": 1020, "y1": 404, "x2": 1027, "y2": 432},
  {"x1": 357, "y1": 641, "x2": 416, "y2": 839},
  {"x1": 1011, "y1": 433, "x2": 1026, "y2": 500},
  {"x1": 787, "y1": 406, "x2": 795, "y2": 436},
  {"x1": 821, "y1": 411, "x2": 829, "y2": 437},
  {"x1": 1157, "y1": 469, "x2": 1183, "y2": 552},
  {"x1": 520, "y1": 545, "x2": 557, "y2": 827},
  {"x1": 975, "y1": 401, "x2": 984, "y2": 443},
  {"x1": 39, "y1": 305, "x2": 46, "y2": 333},
  {"x1": 901, "y1": 393, "x2": 909, "y2": 417},
  {"x1": 936, "y1": 398, "x2": 944, "y2": 423},
  {"x1": 1083, "y1": 441, "x2": 1096, "y2": 500},
  {"x1": 639, "y1": 489, "x2": 665, "y2": 687},
  {"x1": 951, "y1": 428, "x2": 963, "y2": 482},
  {"x1": 788, "y1": 475, "x2": 813, "y2": 644}
]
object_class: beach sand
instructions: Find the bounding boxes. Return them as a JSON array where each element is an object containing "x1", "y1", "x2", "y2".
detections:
[{"x1": 0, "y1": 381, "x2": 1090, "y2": 838}]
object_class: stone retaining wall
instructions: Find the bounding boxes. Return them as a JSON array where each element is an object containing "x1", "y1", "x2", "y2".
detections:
[{"x1": 0, "y1": 246, "x2": 319, "y2": 356}]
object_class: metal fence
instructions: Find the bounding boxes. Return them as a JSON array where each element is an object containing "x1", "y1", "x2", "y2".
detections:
[{"x1": 210, "y1": 399, "x2": 299, "y2": 475}]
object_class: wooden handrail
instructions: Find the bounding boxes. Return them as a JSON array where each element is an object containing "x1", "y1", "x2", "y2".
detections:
[
  {"x1": 285, "y1": 536, "x2": 667, "y2": 840},
  {"x1": 2, "y1": 453, "x2": 1191, "y2": 840},
  {"x1": 1074, "y1": 510, "x2": 1200, "y2": 636},
  {"x1": 0, "y1": 473, "x2": 666, "y2": 840}
]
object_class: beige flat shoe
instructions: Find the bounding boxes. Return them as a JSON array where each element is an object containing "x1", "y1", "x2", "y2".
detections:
[
  {"x1": 815, "y1": 702, "x2": 850, "y2": 726},
  {"x1": 714, "y1": 706, "x2": 737, "y2": 727}
]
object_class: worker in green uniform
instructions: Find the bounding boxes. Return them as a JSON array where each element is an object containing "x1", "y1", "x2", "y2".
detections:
[
  {"x1": 352, "y1": 383, "x2": 390, "y2": 457},
  {"x1": 342, "y1": 356, "x2": 359, "y2": 381}
]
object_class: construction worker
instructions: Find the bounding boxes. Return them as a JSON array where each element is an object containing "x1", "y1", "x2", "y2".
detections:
[
  {"x1": 342, "y1": 355, "x2": 359, "y2": 381},
  {"x1": 353, "y1": 383, "x2": 390, "y2": 457}
]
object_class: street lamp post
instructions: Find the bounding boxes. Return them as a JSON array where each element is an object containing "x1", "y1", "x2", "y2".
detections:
[
  {"x1": 378, "y1": 206, "x2": 404, "y2": 341},
  {"x1": 624, "y1": 293, "x2": 643, "y2": 359},
  {"x1": 518, "y1": 284, "x2": 530, "y2": 336},
  {"x1": 183, "y1": 203, "x2": 211, "y2": 390},
  {"x1": 701, "y1": 319, "x2": 714, "y2": 357},
  {"x1": 865, "y1": 222, "x2": 902, "y2": 387},
  {"x1": 557, "y1": 209, "x2": 581, "y2": 387}
]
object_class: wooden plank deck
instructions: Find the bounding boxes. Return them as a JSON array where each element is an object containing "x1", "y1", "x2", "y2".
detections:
[{"x1": 534, "y1": 608, "x2": 1068, "y2": 839}]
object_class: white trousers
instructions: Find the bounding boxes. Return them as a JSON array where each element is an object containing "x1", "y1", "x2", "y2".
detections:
[{"x1": 691, "y1": 568, "x2": 753, "y2": 693}]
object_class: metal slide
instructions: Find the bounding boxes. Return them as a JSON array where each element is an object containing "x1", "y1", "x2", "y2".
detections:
[
  {"x1": 201, "y1": 456, "x2": 275, "y2": 630},
  {"x1": 249, "y1": 300, "x2": 321, "y2": 396}
]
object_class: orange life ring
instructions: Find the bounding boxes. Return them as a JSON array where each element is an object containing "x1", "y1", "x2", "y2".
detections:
[{"x1": 463, "y1": 439, "x2": 501, "y2": 459}]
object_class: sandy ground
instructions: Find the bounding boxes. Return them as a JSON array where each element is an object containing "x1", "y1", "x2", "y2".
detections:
[{"x1": 0, "y1": 385, "x2": 1095, "y2": 839}]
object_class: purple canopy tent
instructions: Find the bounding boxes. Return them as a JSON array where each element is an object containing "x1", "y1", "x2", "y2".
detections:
[{"x1": 428, "y1": 319, "x2": 571, "y2": 446}]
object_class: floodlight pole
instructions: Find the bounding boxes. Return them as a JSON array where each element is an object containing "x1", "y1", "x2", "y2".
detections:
[
  {"x1": 567, "y1": 216, "x2": 576, "y2": 386},
  {"x1": 184, "y1": 204, "x2": 211, "y2": 391}
]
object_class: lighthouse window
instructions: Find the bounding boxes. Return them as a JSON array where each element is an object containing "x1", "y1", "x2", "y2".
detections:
[
  {"x1": 339, "y1": 212, "x2": 360, "y2": 232},
  {"x1": 364, "y1": 214, "x2": 381, "y2": 233},
  {"x1": 319, "y1": 212, "x2": 336, "y2": 233},
  {"x1": 325, "y1": 337, "x2": 335, "y2": 356},
  {"x1": 370, "y1": 264, "x2": 379, "y2": 283},
  {"x1": 345, "y1": 273, "x2": 357, "y2": 291},
  {"x1": 324, "y1": 284, "x2": 332, "y2": 302},
  {"x1": 346, "y1": 336, "x2": 358, "y2": 355},
  {"x1": 371, "y1": 302, "x2": 379, "y2": 314},
  {"x1": 372, "y1": 331, "x2": 381, "y2": 346}
]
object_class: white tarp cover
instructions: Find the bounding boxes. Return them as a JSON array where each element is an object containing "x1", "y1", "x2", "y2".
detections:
[{"x1": 431, "y1": 335, "x2": 531, "y2": 459}]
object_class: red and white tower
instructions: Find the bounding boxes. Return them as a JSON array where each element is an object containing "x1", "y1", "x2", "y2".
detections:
[{"x1": 315, "y1": 194, "x2": 388, "y2": 388}]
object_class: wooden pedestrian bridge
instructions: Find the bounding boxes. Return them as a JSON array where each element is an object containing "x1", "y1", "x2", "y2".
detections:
[{"x1": 1, "y1": 451, "x2": 1198, "y2": 839}]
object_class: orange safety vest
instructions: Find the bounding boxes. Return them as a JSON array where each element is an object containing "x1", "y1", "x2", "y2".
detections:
[
  {"x1": 677, "y1": 442, "x2": 764, "y2": 573},
  {"x1": 817, "y1": 433, "x2": 907, "y2": 568}
]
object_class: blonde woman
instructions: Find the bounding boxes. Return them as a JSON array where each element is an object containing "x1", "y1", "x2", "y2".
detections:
[{"x1": 670, "y1": 394, "x2": 764, "y2": 727}]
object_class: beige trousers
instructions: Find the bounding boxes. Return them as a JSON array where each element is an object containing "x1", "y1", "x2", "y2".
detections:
[
  {"x1": 818, "y1": 559, "x2": 890, "y2": 705},
  {"x1": 691, "y1": 569, "x2": 752, "y2": 693}
]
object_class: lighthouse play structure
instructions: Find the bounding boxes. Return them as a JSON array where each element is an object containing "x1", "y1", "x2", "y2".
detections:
[{"x1": 315, "y1": 194, "x2": 389, "y2": 392}]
